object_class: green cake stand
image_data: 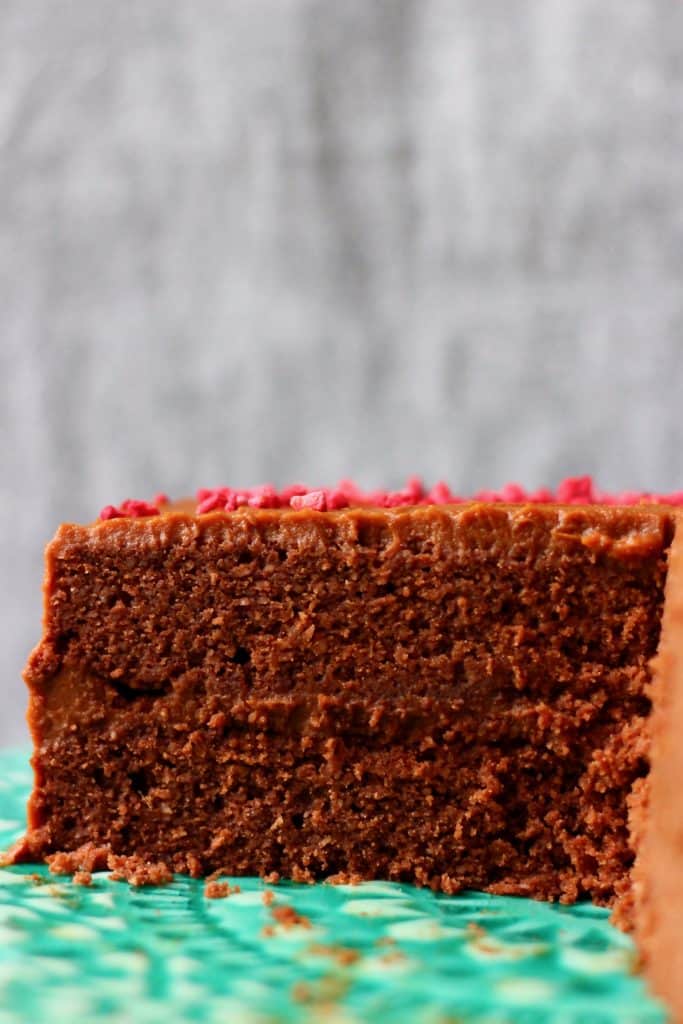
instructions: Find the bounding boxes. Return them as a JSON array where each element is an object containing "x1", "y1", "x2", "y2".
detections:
[{"x1": 0, "y1": 750, "x2": 666, "y2": 1024}]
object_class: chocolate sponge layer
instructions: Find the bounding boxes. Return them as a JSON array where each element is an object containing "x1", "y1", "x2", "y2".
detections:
[{"x1": 20, "y1": 504, "x2": 674, "y2": 910}]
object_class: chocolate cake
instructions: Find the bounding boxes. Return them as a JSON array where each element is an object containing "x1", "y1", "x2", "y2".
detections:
[{"x1": 9, "y1": 477, "x2": 683, "y2": 1017}]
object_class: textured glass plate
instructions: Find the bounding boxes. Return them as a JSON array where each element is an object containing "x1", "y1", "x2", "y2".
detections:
[{"x1": 0, "y1": 750, "x2": 666, "y2": 1024}]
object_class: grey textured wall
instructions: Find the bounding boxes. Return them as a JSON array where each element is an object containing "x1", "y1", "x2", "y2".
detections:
[{"x1": 2, "y1": 0, "x2": 683, "y2": 746}]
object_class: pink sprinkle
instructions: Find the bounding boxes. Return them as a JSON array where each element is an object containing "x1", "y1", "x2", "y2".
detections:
[
  {"x1": 153, "y1": 493, "x2": 170, "y2": 506},
  {"x1": 555, "y1": 476, "x2": 596, "y2": 505},
  {"x1": 99, "y1": 505, "x2": 123, "y2": 520},
  {"x1": 424, "y1": 481, "x2": 455, "y2": 505},
  {"x1": 196, "y1": 487, "x2": 236, "y2": 513},
  {"x1": 119, "y1": 499, "x2": 160, "y2": 518},
  {"x1": 197, "y1": 493, "x2": 227, "y2": 514},
  {"x1": 99, "y1": 500, "x2": 159, "y2": 521},
  {"x1": 364, "y1": 490, "x2": 390, "y2": 507},
  {"x1": 290, "y1": 490, "x2": 327, "y2": 511},
  {"x1": 473, "y1": 489, "x2": 504, "y2": 503},
  {"x1": 280, "y1": 483, "x2": 310, "y2": 503},
  {"x1": 500, "y1": 483, "x2": 527, "y2": 503},
  {"x1": 326, "y1": 489, "x2": 350, "y2": 510},
  {"x1": 384, "y1": 490, "x2": 412, "y2": 507},
  {"x1": 527, "y1": 487, "x2": 554, "y2": 503},
  {"x1": 197, "y1": 486, "x2": 231, "y2": 500},
  {"x1": 614, "y1": 491, "x2": 647, "y2": 506},
  {"x1": 656, "y1": 491, "x2": 683, "y2": 506},
  {"x1": 247, "y1": 486, "x2": 281, "y2": 509},
  {"x1": 335, "y1": 479, "x2": 365, "y2": 503},
  {"x1": 245, "y1": 483, "x2": 280, "y2": 507},
  {"x1": 372, "y1": 477, "x2": 428, "y2": 507},
  {"x1": 404, "y1": 476, "x2": 425, "y2": 503},
  {"x1": 102, "y1": 476, "x2": 683, "y2": 518}
]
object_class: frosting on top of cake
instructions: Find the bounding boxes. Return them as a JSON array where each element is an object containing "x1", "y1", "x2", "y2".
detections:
[{"x1": 98, "y1": 477, "x2": 683, "y2": 521}]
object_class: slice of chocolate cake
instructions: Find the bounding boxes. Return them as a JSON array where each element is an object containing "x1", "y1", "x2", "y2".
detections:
[{"x1": 9, "y1": 478, "x2": 683, "y2": 1016}]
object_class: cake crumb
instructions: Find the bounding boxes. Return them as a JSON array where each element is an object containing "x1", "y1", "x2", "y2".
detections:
[
  {"x1": 271, "y1": 904, "x2": 311, "y2": 929},
  {"x1": 46, "y1": 844, "x2": 110, "y2": 876},
  {"x1": 262, "y1": 889, "x2": 275, "y2": 906},
  {"x1": 0, "y1": 836, "x2": 33, "y2": 868},
  {"x1": 107, "y1": 853, "x2": 173, "y2": 887},
  {"x1": 291, "y1": 982, "x2": 311, "y2": 1003},
  {"x1": 263, "y1": 871, "x2": 280, "y2": 884},
  {"x1": 26, "y1": 873, "x2": 49, "y2": 886},
  {"x1": 262, "y1": 903, "x2": 312, "y2": 936},
  {"x1": 204, "y1": 881, "x2": 240, "y2": 899},
  {"x1": 291, "y1": 975, "x2": 350, "y2": 1007},
  {"x1": 309, "y1": 942, "x2": 360, "y2": 966},
  {"x1": 204, "y1": 867, "x2": 229, "y2": 883},
  {"x1": 186, "y1": 853, "x2": 203, "y2": 878},
  {"x1": 379, "y1": 949, "x2": 408, "y2": 965},
  {"x1": 325, "y1": 870, "x2": 363, "y2": 886},
  {"x1": 34, "y1": 843, "x2": 174, "y2": 888}
]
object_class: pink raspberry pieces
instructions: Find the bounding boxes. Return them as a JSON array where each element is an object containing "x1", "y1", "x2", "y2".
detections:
[
  {"x1": 383, "y1": 490, "x2": 414, "y2": 508},
  {"x1": 230, "y1": 493, "x2": 252, "y2": 508},
  {"x1": 555, "y1": 476, "x2": 596, "y2": 505},
  {"x1": 290, "y1": 490, "x2": 328, "y2": 511},
  {"x1": 196, "y1": 485, "x2": 284, "y2": 512},
  {"x1": 99, "y1": 499, "x2": 160, "y2": 521},
  {"x1": 473, "y1": 489, "x2": 505, "y2": 503},
  {"x1": 120, "y1": 499, "x2": 160, "y2": 517},
  {"x1": 424, "y1": 481, "x2": 458, "y2": 505},
  {"x1": 500, "y1": 483, "x2": 527, "y2": 503},
  {"x1": 326, "y1": 489, "x2": 350, "y2": 510},
  {"x1": 403, "y1": 476, "x2": 425, "y2": 503},
  {"x1": 247, "y1": 487, "x2": 281, "y2": 509},
  {"x1": 614, "y1": 491, "x2": 645, "y2": 505},
  {"x1": 279, "y1": 484, "x2": 309, "y2": 503},
  {"x1": 654, "y1": 491, "x2": 683, "y2": 506},
  {"x1": 526, "y1": 487, "x2": 554, "y2": 503},
  {"x1": 196, "y1": 487, "x2": 220, "y2": 503},
  {"x1": 335, "y1": 479, "x2": 365, "y2": 504},
  {"x1": 99, "y1": 505, "x2": 123, "y2": 521},
  {"x1": 102, "y1": 476, "x2": 683, "y2": 520},
  {"x1": 195, "y1": 483, "x2": 350, "y2": 514},
  {"x1": 196, "y1": 488, "x2": 232, "y2": 514}
]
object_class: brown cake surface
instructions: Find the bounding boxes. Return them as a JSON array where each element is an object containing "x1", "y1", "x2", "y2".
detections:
[
  {"x1": 14, "y1": 500, "x2": 676, "y2": 925},
  {"x1": 633, "y1": 522, "x2": 683, "y2": 1017}
]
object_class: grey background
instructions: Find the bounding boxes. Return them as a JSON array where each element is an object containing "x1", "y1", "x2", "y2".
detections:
[{"x1": 2, "y1": 0, "x2": 683, "y2": 746}]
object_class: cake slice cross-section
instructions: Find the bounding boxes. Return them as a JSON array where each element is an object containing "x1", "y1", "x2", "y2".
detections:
[{"x1": 10, "y1": 484, "x2": 683, "y2": 1017}]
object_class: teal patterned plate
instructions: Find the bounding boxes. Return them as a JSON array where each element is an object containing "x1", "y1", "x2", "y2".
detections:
[{"x1": 0, "y1": 750, "x2": 667, "y2": 1023}]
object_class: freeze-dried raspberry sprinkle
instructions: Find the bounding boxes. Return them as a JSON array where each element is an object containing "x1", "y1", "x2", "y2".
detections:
[
  {"x1": 99, "y1": 499, "x2": 160, "y2": 520},
  {"x1": 99, "y1": 505, "x2": 123, "y2": 521},
  {"x1": 290, "y1": 490, "x2": 328, "y2": 512},
  {"x1": 99, "y1": 477, "x2": 683, "y2": 521},
  {"x1": 189, "y1": 478, "x2": 683, "y2": 513}
]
